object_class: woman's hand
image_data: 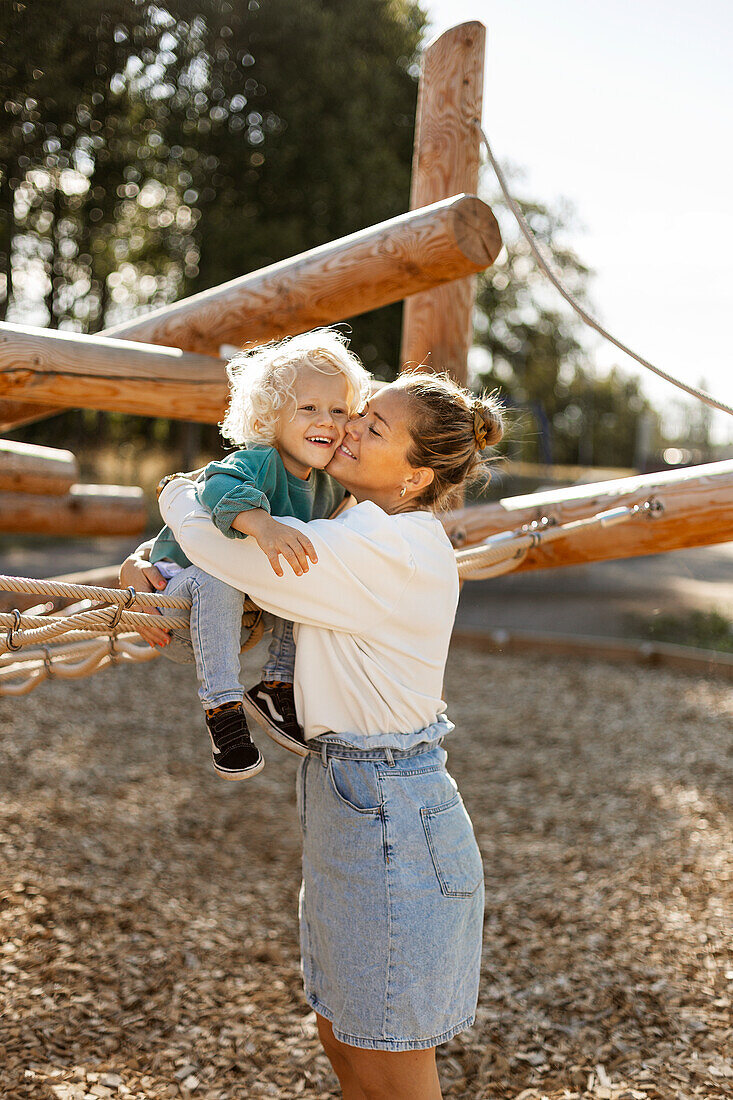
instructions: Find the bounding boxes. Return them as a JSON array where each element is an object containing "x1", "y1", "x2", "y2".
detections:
[{"x1": 119, "y1": 552, "x2": 171, "y2": 648}]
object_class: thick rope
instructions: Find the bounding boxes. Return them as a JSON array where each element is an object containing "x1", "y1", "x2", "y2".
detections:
[
  {"x1": 0, "y1": 574, "x2": 189, "y2": 609},
  {"x1": 0, "y1": 605, "x2": 188, "y2": 653},
  {"x1": 455, "y1": 502, "x2": 655, "y2": 581},
  {"x1": 476, "y1": 121, "x2": 733, "y2": 419},
  {"x1": 0, "y1": 570, "x2": 265, "y2": 691},
  {"x1": 0, "y1": 635, "x2": 158, "y2": 696},
  {"x1": 0, "y1": 500, "x2": 654, "y2": 691},
  {"x1": 0, "y1": 573, "x2": 264, "y2": 657}
]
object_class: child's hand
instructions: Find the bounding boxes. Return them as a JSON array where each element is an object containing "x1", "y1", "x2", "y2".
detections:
[{"x1": 230, "y1": 509, "x2": 318, "y2": 575}]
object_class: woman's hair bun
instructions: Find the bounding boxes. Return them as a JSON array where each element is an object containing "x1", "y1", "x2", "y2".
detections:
[{"x1": 472, "y1": 394, "x2": 504, "y2": 451}]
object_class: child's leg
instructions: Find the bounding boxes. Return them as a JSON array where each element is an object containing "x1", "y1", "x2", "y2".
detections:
[
  {"x1": 262, "y1": 617, "x2": 296, "y2": 684},
  {"x1": 162, "y1": 566, "x2": 245, "y2": 709}
]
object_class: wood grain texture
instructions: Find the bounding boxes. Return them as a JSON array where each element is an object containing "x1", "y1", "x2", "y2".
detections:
[
  {"x1": 0, "y1": 439, "x2": 78, "y2": 495},
  {"x1": 0, "y1": 194, "x2": 500, "y2": 428},
  {"x1": 0, "y1": 399, "x2": 68, "y2": 434},
  {"x1": 0, "y1": 484, "x2": 147, "y2": 538},
  {"x1": 401, "y1": 22, "x2": 488, "y2": 382},
  {"x1": 443, "y1": 461, "x2": 733, "y2": 570},
  {"x1": 102, "y1": 194, "x2": 500, "y2": 354},
  {"x1": 0, "y1": 323, "x2": 229, "y2": 423}
]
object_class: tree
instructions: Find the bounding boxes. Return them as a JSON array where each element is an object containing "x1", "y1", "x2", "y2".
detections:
[
  {"x1": 473, "y1": 186, "x2": 656, "y2": 468},
  {"x1": 2, "y1": 0, "x2": 425, "y2": 454}
]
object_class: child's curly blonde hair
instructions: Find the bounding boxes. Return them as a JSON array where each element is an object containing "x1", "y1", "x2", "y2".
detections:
[{"x1": 220, "y1": 329, "x2": 371, "y2": 448}]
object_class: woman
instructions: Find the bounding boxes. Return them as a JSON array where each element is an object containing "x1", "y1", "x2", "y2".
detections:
[{"x1": 122, "y1": 369, "x2": 503, "y2": 1100}]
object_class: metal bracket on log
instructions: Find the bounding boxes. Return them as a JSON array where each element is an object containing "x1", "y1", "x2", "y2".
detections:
[{"x1": 443, "y1": 460, "x2": 733, "y2": 570}]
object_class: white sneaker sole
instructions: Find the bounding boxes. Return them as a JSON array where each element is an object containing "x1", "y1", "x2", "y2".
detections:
[{"x1": 242, "y1": 694, "x2": 310, "y2": 757}]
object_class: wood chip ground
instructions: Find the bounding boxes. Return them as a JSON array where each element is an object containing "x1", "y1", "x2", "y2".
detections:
[{"x1": 1, "y1": 643, "x2": 731, "y2": 1099}]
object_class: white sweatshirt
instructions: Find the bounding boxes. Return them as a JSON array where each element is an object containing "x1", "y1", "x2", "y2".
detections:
[{"x1": 160, "y1": 480, "x2": 460, "y2": 744}]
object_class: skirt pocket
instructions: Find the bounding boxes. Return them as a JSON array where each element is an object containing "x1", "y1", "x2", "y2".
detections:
[
  {"x1": 421, "y1": 795, "x2": 483, "y2": 898},
  {"x1": 327, "y1": 758, "x2": 383, "y2": 815}
]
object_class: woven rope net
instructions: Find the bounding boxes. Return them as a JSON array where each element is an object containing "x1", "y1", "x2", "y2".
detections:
[
  {"x1": 0, "y1": 501, "x2": 647, "y2": 697},
  {"x1": 0, "y1": 573, "x2": 265, "y2": 697}
]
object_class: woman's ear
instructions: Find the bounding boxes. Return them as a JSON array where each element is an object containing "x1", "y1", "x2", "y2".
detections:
[{"x1": 406, "y1": 466, "x2": 434, "y2": 495}]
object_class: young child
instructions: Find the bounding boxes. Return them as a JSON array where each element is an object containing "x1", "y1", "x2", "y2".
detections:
[{"x1": 150, "y1": 329, "x2": 370, "y2": 780}]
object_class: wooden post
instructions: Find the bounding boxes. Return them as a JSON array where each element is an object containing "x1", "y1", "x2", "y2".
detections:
[
  {"x1": 443, "y1": 460, "x2": 733, "y2": 569},
  {"x1": 400, "y1": 23, "x2": 487, "y2": 383},
  {"x1": 0, "y1": 485, "x2": 147, "y2": 538},
  {"x1": 0, "y1": 194, "x2": 501, "y2": 430},
  {"x1": 0, "y1": 439, "x2": 78, "y2": 495}
]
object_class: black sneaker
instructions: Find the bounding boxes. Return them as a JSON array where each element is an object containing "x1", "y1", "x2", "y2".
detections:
[
  {"x1": 205, "y1": 703, "x2": 264, "y2": 780},
  {"x1": 243, "y1": 681, "x2": 308, "y2": 757}
]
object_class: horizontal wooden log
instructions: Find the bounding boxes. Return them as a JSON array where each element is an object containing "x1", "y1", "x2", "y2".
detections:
[
  {"x1": 0, "y1": 398, "x2": 67, "y2": 434},
  {"x1": 0, "y1": 438, "x2": 78, "y2": 495},
  {"x1": 0, "y1": 323, "x2": 229, "y2": 423},
  {"x1": 103, "y1": 194, "x2": 501, "y2": 354},
  {"x1": 451, "y1": 628, "x2": 733, "y2": 681},
  {"x1": 0, "y1": 485, "x2": 147, "y2": 538},
  {"x1": 444, "y1": 460, "x2": 733, "y2": 571},
  {"x1": 0, "y1": 194, "x2": 500, "y2": 429}
]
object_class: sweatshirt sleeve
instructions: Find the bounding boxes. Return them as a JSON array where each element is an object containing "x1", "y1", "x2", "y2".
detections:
[
  {"x1": 198, "y1": 450, "x2": 278, "y2": 537},
  {"x1": 160, "y1": 479, "x2": 413, "y2": 635}
]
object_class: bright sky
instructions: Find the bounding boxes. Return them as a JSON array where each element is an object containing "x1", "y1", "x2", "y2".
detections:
[{"x1": 424, "y1": 0, "x2": 733, "y2": 443}]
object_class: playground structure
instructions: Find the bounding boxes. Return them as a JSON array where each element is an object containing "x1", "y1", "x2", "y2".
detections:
[{"x1": 1, "y1": 22, "x2": 732, "y2": 696}]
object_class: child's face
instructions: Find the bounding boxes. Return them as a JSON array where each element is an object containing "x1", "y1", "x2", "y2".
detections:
[{"x1": 274, "y1": 364, "x2": 351, "y2": 479}]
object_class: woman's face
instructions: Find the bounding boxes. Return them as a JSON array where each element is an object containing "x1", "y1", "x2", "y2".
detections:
[{"x1": 325, "y1": 384, "x2": 432, "y2": 510}]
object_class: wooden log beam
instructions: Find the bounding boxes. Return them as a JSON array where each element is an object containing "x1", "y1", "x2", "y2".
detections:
[
  {"x1": 0, "y1": 323, "x2": 230, "y2": 423},
  {"x1": 451, "y1": 628, "x2": 733, "y2": 682},
  {"x1": 401, "y1": 23, "x2": 487, "y2": 383},
  {"x1": 103, "y1": 193, "x2": 500, "y2": 353},
  {"x1": 0, "y1": 439, "x2": 78, "y2": 495},
  {"x1": 0, "y1": 193, "x2": 501, "y2": 428},
  {"x1": 444, "y1": 461, "x2": 733, "y2": 571},
  {"x1": 0, "y1": 398, "x2": 68, "y2": 434},
  {"x1": 0, "y1": 485, "x2": 147, "y2": 538}
]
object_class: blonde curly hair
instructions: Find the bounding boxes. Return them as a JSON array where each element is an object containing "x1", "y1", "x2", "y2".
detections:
[{"x1": 220, "y1": 329, "x2": 371, "y2": 447}]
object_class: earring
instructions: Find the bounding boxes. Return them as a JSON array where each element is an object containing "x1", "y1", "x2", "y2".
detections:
[{"x1": 399, "y1": 486, "x2": 406, "y2": 498}]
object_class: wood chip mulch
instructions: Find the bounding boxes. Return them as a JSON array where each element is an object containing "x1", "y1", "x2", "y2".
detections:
[{"x1": 0, "y1": 643, "x2": 731, "y2": 1099}]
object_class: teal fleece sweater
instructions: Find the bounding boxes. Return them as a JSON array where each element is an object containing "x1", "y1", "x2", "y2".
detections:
[{"x1": 150, "y1": 444, "x2": 346, "y2": 569}]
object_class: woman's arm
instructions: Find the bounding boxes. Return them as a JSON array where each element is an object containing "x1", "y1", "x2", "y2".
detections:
[{"x1": 159, "y1": 479, "x2": 412, "y2": 634}]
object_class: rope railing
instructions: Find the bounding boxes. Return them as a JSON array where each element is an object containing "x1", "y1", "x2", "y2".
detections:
[
  {"x1": 454, "y1": 500, "x2": 659, "y2": 580},
  {"x1": 0, "y1": 573, "x2": 265, "y2": 692},
  {"x1": 476, "y1": 121, "x2": 733, "y2": 419},
  {"x1": 0, "y1": 499, "x2": 657, "y2": 695}
]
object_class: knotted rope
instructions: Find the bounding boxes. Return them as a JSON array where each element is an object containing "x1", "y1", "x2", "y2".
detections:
[
  {"x1": 0, "y1": 497, "x2": 661, "y2": 695},
  {"x1": 0, "y1": 573, "x2": 265, "y2": 693},
  {"x1": 455, "y1": 499, "x2": 661, "y2": 581}
]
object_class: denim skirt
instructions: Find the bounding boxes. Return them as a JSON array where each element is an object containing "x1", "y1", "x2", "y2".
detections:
[{"x1": 297, "y1": 740, "x2": 484, "y2": 1051}]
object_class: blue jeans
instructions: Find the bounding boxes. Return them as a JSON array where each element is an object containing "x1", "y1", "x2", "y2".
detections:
[
  {"x1": 262, "y1": 617, "x2": 296, "y2": 682},
  {"x1": 160, "y1": 565, "x2": 297, "y2": 709}
]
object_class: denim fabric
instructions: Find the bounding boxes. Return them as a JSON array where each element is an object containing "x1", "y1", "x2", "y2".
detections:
[
  {"x1": 297, "y1": 740, "x2": 484, "y2": 1050},
  {"x1": 262, "y1": 618, "x2": 297, "y2": 683},
  {"x1": 315, "y1": 712, "x2": 455, "y2": 754},
  {"x1": 158, "y1": 565, "x2": 245, "y2": 709}
]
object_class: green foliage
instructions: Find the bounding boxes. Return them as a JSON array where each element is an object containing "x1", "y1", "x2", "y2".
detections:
[
  {"x1": 474, "y1": 191, "x2": 656, "y2": 468},
  {"x1": 632, "y1": 609, "x2": 733, "y2": 653},
  {"x1": 1, "y1": 0, "x2": 424, "y2": 450}
]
